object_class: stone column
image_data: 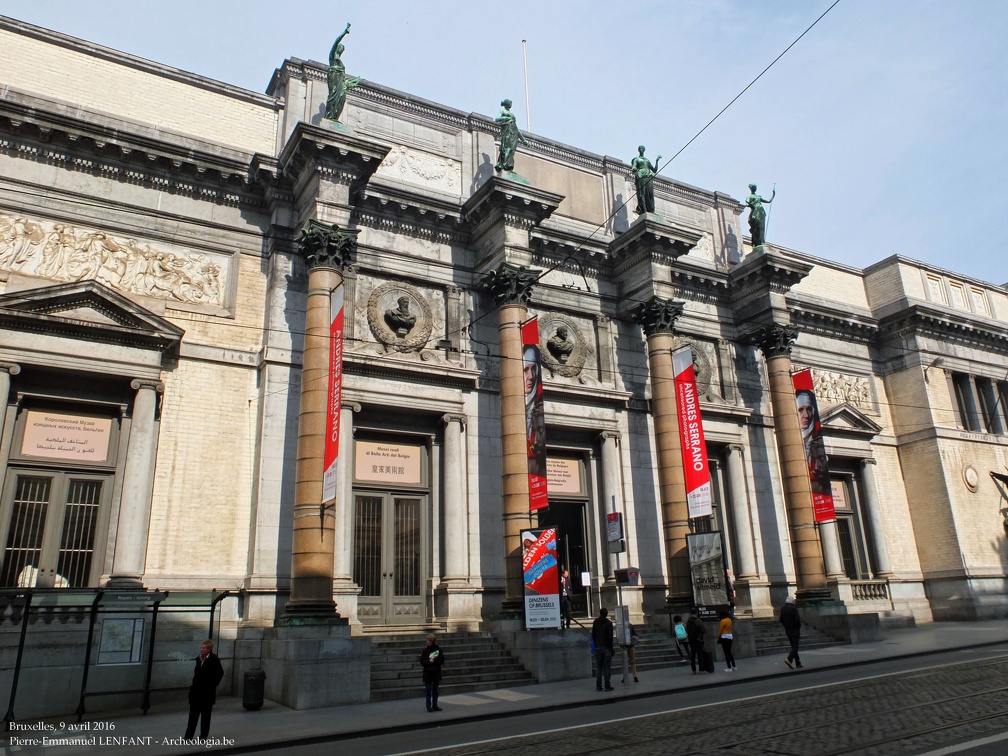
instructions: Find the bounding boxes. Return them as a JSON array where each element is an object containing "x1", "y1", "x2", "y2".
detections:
[
  {"x1": 819, "y1": 520, "x2": 846, "y2": 579},
  {"x1": 442, "y1": 413, "x2": 469, "y2": 582},
  {"x1": 285, "y1": 222, "x2": 356, "y2": 619},
  {"x1": 754, "y1": 324, "x2": 828, "y2": 597},
  {"x1": 633, "y1": 297, "x2": 692, "y2": 601},
  {"x1": 859, "y1": 458, "x2": 893, "y2": 576},
  {"x1": 598, "y1": 431, "x2": 621, "y2": 578},
  {"x1": 109, "y1": 379, "x2": 163, "y2": 587},
  {"x1": 0, "y1": 363, "x2": 21, "y2": 444},
  {"x1": 725, "y1": 444, "x2": 758, "y2": 580},
  {"x1": 480, "y1": 263, "x2": 539, "y2": 610}
]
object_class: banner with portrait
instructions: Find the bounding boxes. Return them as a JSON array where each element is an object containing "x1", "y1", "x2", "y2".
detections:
[
  {"x1": 522, "y1": 528, "x2": 561, "y2": 629},
  {"x1": 686, "y1": 531, "x2": 730, "y2": 620},
  {"x1": 522, "y1": 318, "x2": 548, "y2": 511},
  {"x1": 792, "y1": 369, "x2": 836, "y2": 522},
  {"x1": 322, "y1": 284, "x2": 345, "y2": 504},
  {"x1": 673, "y1": 345, "x2": 713, "y2": 518}
]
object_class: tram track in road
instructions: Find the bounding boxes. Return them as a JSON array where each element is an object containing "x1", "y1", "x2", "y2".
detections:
[{"x1": 398, "y1": 655, "x2": 1008, "y2": 756}]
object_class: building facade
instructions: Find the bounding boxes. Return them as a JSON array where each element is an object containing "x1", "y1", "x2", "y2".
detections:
[{"x1": 2, "y1": 16, "x2": 1008, "y2": 644}]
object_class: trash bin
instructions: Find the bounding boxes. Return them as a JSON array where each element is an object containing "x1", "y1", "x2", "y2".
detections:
[{"x1": 242, "y1": 668, "x2": 266, "y2": 711}]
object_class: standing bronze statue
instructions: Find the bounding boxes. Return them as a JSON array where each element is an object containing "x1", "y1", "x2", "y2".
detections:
[
  {"x1": 494, "y1": 99, "x2": 528, "y2": 173},
  {"x1": 631, "y1": 146, "x2": 662, "y2": 215},
  {"x1": 745, "y1": 183, "x2": 775, "y2": 248},
  {"x1": 325, "y1": 23, "x2": 362, "y2": 122}
]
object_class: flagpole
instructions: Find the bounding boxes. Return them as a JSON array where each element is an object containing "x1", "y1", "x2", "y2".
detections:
[{"x1": 522, "y1": 39, "x2": 531, "y2": 131}]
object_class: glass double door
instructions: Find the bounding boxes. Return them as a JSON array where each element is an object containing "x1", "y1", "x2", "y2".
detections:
[{"x1": 353, "y1": 492, "x2": 426, "y2": 625}]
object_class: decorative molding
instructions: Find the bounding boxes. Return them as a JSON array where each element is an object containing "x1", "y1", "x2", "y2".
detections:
[
  {"x1": 295, "y1": 220, "x2": 357, "y2": 271},
  {"x1": 751, "y1": 324, "x2": 798, "y2": 358},
  {"x1": 810, "y1": 369, "x2": 876, "y2": 413},
  {"x1": 480, "y1": 263, "x2": 539, "y2": 308}
]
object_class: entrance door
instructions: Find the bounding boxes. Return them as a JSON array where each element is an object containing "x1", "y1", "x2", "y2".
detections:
[
  {"x1": 353, "y1": 492, "x2": 425, "y2": 625},
  {"x1": 539, "y1": 502, "x2": 589, "y2": 618},
  {"x1": 0, "y1": 470, "x2": 109, "y2": 588}
]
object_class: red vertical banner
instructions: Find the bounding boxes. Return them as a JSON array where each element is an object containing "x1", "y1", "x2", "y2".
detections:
[
  {"x1": 322, "y1": 285, "x2": 345, "y2": 504},
  {"x1": 521, "y1": 318, "x2": 548, "y2": 511},
  {"x1": 673, "y1": 345, "x2": 712, "y2": 518},
  {"x1": 792, "y1": 369, "x2": 836, "y2": 522}
]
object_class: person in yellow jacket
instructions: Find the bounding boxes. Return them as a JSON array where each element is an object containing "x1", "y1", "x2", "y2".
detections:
[{"x1": 717, "y1": 609, "x2": 737, "y2": 671}]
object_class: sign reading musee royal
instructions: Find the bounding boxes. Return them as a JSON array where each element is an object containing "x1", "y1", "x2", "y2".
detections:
[
  {"x1": 354, "y1": 440, "x2": 423, "y2": 485},
  {"x1": 21, "y1": 410, "x2": 112, "y2": 462}
]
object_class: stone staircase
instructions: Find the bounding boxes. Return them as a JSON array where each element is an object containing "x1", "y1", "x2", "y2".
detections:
[
  {"x1": 749, "y1": 617, "x2": 844, "y2": 656},
  {"x1": 368, "y1": 630, "x2": 536, "y2": 702}
]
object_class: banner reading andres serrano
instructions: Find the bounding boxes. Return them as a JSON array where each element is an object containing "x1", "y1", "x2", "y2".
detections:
[
  {"x1": 322, "y1": 285, "x2": 345, "y2": 504},
  {"x1": 791, "y1": 368, "x2": 836, "y2": 523},
  {"x1": 673, "y1": 345, "x2": 712, "y2": 519},
  {"x1": 522, "y1": 318, "x2": 548, "y2": 511}
]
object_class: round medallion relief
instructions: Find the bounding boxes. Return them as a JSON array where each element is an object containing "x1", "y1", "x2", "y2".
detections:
[
  {"x1": 539, "y1": 314, "x2": 590, "y2": 378},
  {"x1": 366, "y1": 282, "x2": 433, "y2": 353},
  {"x1": 962, "y1": 464, "x2": 979, "y2": 493}
]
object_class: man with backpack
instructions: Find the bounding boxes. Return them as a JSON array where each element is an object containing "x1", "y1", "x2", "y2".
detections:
[{"x1": 686, "y1": 606, "x2": 710, "y2": 674}]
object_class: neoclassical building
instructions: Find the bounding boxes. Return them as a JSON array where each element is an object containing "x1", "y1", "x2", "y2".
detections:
[{"x1": 1, "y1": 15, "x2": 1007, "y2": 647}]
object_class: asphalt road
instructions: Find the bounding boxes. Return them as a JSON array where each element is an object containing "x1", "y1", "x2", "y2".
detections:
[{"x1": 281, "y1": 645, "x2": 1008, "y2": 756}]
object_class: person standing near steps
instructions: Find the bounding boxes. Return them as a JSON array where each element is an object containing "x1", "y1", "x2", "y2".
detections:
[
  {"x1": 592, "y1": 607, "x2": 614, "y2": 691},
  {"x1": 780, "y1": 595, "x2": 803, "y2": 670},
  {"x1": 420, "y1": 634, "x2": 445, "y2": 712}
]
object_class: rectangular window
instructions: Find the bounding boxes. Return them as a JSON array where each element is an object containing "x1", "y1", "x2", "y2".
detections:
[{"x1": 952, "y1": 373, "x2": 982, "y2": 431}]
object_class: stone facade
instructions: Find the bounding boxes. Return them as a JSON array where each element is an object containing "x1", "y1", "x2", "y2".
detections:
[{"x1": 2, "y1": 17, "x2": 1008, "y2": 715}]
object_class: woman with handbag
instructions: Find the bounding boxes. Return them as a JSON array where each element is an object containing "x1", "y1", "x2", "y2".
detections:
[{"x1": 718, "y1": 608, "x2": 737, "y2": 671}]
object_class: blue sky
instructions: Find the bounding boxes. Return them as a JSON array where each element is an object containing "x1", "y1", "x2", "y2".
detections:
[{"x1": 3, "y1": 0, "x2": 1006, "y2": 286}]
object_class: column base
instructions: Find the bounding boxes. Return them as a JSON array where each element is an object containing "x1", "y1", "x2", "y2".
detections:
[
  {"x1": 280, "y1": 599, "x2": 341, "y2": 622},
  {"x1": 105, "y1": 576, "x2": 145, "y2": 589},
  {"x1": 795, "y1": 587, "x2": 836, "y2": 606},
  {"x1": 262, "y1": 623, "x2": 369, "y2": 708}
]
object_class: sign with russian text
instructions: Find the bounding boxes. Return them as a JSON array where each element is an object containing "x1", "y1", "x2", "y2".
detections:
[
  {"x1": 522, "y1": 528, "x2": 561, "y2": 629},
  {"x1": 673, "y1": 345, "x2": 712, "y2": 518},
  {"x1": 21, "y1": 410, "x2": 112, "y2": 462},
  {"x1": 522, "y1": 318, "x2": 548, "y2": 511},
  {"x1": 792, "y1": 369, "x2": 836, "y2": 522},
  {"x1": 322, "y1": 284, "x2": 345, "y2": 504}
]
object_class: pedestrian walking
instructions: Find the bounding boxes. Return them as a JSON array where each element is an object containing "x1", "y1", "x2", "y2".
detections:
[
  {"x1": 560, "y1": 569, "x2": 573, "y2": 629},
  {"x1": 184, "y1": 639, "x2": 224, "y2": 741},
  {"x1": 685, "y1": 606, "x2": 709, "y2": 674},
  {"x1": 780, "y1": 594, "x2": 803, "y2": 669},
  {"x1": 591, "y1": 607, "x2": 615, "y2": 691},
  {"x1": 717, "y1": 608, "x2": 736, "y2": 671},
  {"x1": 626, "y1": 622, "x2": 640, "y2": 682},
  {"x1": 420, "y1": 633, "x2": 445, "y2": 711},
  {"x1": 672, "y1": 614, "x2": 690, "y2": 661}
]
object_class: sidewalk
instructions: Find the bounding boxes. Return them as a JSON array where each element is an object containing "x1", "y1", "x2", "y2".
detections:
[{"x1": 16, "y1": 620, "x2": 1008, "y2": 755}]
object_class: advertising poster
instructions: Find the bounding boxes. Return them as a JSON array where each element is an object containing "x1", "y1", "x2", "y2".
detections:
[
  {"x1": 673, "y1": 345, "x2": 713, "y2": 518},
  {"x1": 686, "y1": 531, "x2": 730, "y2": 620},
  {"x1": 521, "y1": 318, "x2": 548, "y2": 511},
  {"x1": 322, "y1": 284, "x2": 345, "y2": 504},
  {"x1": 522, "y1": 528, "x2": 561, "y2": 629},
  {"x1": 792, "y1": 369, "x2": 836, "y2": 523}
]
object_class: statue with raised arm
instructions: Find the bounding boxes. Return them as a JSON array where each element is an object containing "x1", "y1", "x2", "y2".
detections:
[
  {"x1": 325, "y1": 23, "x2": 362, "y2": 122},
  {"x1": 745, "y1": 183, "x2": 775, "y2": 248},
  {"x1": 494, "y1": 99, "x2": 529, "y2": 173},
  {"x1": 631, "y1": 145, "x2": 662, "y2": 214}
]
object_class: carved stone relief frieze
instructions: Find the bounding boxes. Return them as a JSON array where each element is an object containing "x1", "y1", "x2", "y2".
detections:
[
  {"x1": 537, "y1": 312, "x2": 596, "y2": 382},
  {"x1": 811, "y1": 369, "x2": 875, "y2": 412},
  {"x1": 364, "y1": 279, "x2": 438, "y2": 355},
  {"x1": 0, "y1": 211, "x2": 227, "y2": 307},
  {"x1": 671, "y1": 336, "x2": 721, "y2": 401},
  {"x1": 375, "y1": 145, "x2": 462, "y2": 196},
  {"x1": 687, "y1": 233, "x2": 714, "y2": 262}
]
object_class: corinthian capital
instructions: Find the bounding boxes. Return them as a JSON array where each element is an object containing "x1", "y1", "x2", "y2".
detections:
[
  {"x1": 296, "y1": 220, "x2": 358, "y2": 271},
  {"x1": 752, "y1": 324, "x2": 798, "y2": 358},
  {"x1": 632, "y1": 296, "x2": 684, "y2": 337},
  {"x1": 479, "y1": 262, "x2": 539, "y2": 308}
]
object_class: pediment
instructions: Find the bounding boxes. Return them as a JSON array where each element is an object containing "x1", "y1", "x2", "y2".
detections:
[
  {"x1": 820, "y1": 402, "x2": 883, "y2": 438},
  {"x1": 0, "y1": 280, "x2": 184, "y2": 352}
]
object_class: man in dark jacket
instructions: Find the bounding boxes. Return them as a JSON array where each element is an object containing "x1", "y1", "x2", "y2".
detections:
[
  {"x1": 591, "y1": 607, "x2": 614, "y2": 691},
  {"x1": 420, "y1": 634, "x2": 445, "y2": 712},
  {"x1": 780, "y1": 595, "x2": 803, "y2": 669},
  {"x1": 184, "y1": 639, "x2": 224, "y2": 741},
  {"x1": 685, "y1": 607, "x2": 707, "y2": 674}
]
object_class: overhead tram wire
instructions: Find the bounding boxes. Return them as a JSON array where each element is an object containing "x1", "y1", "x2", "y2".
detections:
[{"x1": 535, "y1": 0, "x2": 843, "y2": 284}]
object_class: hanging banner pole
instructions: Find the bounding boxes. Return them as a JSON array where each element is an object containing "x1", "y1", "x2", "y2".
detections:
[
  {"x1": 672, "y1": 346, "x2": 712, "y2": 518},
  {"x1": 792, "y1": 369, "x2": 836, "y2": 523},
  {"x1": 321, "y1": 284, "x2": 345, "y2": 504},
  {"x1": 522, "y1": 318, "x2": 548, "y2": 511}
]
